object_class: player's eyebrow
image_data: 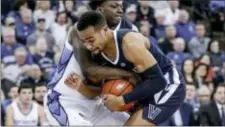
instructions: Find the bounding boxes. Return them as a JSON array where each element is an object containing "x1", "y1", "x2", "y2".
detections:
[{"x1": 81, "y1": 36, "x2": 94, "y2": 42}]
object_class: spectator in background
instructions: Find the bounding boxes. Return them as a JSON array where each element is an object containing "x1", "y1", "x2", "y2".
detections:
[
  {"x1": 164, "y1": 0, "x2": 180, "y2": 25},
  {"x1": 195, "y1": 54, "x2": 216, "y2": 86},
  {"x1": 166, "y1": 38, "x2": 193, "y2": 71},
  {"x1": 197, "y1": 85, "x2": 211, "y2": 106},
  {"x1": 125, "y1": 4, "x2": 137, "y2": 24},
  {"x1": 185, "y1": 83, "x2": 198, "y2": 109},
  {"x1": 34, "y1": 82, "x2": 47, "y2": 106},
  {"x1": 136, "y1": 0, "x2": 155, "y2": 25},
  {"x1": 15, "y1": 8, "x2": 35, "y2": 45},
  {"x1": 5, "y1": 82, "x2": 46, "y2": 126},
  {"x1": 182, "y1": 59, "x2": 195, "y2": 84},
  {"x1": 26, "y1": 17, "x2": 56, "y2": 54},
  {"x1": 139, "y1": 20, "x2": 158, "y2": 47},
  {"x1": 199, "y1": 84, "x2": 225, "y2": 126},
  {"x1": 2, "y1": 86, "x2": 18, "y2": 118},
  {"x1": 188, "y1": 24, "x2": 211, "y2": 58},
  {"x1": 7, "y1": 0, "x2": 28, "y2": 24},
  {"x1": 158, "y1": 25, "x2": 177, "y2": 54},
  {"x1": 50, "y1": 11, "x2": 69, "y2": 51},
  {"x1": 23, "y1": 64, "x2": 47, "y2": 85},
  {"x1": 33, "y1": 37, "x2": 54, "y2": 74},
  {"x1": 193, "y1": 63, "x2": 214, "y2": 92},
  {"x1": 3, "y1": 47, "x2": 32, "y2": 84},
  {"x1": 149, "y1": 1, "x2": 169, "y2": 15},
  {"x1": 33, "y1": 0, "x2": 55, "y2": 30},
  {"x1": 63, "y1": 0, "x2": 77, "y2": 24},
  {"x1": 207, "y1": 40, "x2": 225, "y2": 71},
  {"x1": 4, "y1": 16, "x2": 16, "y2": 29},
  {"x1": 1, "y1": 27, "x2": 32, "y2": 66},
  {"x1": 175, "y1": 9, "x2": 195, "y2": 44},
  {"x1": 154, "y1": 11, "x2": 166, "y2": 39}
]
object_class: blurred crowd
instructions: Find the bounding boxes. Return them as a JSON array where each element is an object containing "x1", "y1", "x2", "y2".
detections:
[{"x1": 1, "y1": 0, "x2": 225, "y2": 126}]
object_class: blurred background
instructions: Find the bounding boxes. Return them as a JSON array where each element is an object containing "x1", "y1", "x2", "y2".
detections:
[{"x1": 1, "y1": 0, "x2": 225, "y2": 126}]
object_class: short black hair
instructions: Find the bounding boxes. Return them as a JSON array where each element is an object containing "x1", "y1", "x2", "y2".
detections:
[
  {"x1": 34, "y1": 81, "x2": 47, "y2": 90},
  {"x1": 18, "y1": 81, "x2": 33, "y2": 93},
  {"x1": 88, "y1": 0, "x2": 107, "y2": 10},
  {"x1": 77, "y1": 11, "x2": 106, "y2": 31}
]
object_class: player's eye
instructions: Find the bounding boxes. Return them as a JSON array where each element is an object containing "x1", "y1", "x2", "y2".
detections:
[{"x1": 110, "y1": 4, "x2": 117, "y2": 9}]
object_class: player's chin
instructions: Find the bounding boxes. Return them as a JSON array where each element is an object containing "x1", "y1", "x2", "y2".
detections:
[{"x1": 92, "y1": 49, "x2": 100, "y2": 55}]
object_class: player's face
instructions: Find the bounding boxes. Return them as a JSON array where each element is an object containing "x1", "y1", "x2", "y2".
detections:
[
  {"x1": 99, "y1": 1, "x2": 123, "y2": 26},
  {"x1": 19, "y1": 89, "x2": 33, "y2": 104},
  {"x1": 78, "y1": 26, "x2": 108, "y2": 55}
]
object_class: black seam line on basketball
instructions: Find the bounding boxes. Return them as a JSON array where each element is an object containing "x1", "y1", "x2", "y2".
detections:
[
  {"x1": 109, "y1": 80, "x2": 116, "y2": 94},
  {"x1": 118, "y1": 81, "x2": 131, "y2": 96}
]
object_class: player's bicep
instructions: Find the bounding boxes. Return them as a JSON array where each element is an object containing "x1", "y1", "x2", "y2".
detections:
[{"x1": 123, "y1": 33, "x2": 156, "y2": 72}]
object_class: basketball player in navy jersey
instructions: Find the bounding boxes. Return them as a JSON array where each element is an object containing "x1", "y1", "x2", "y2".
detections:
[
  {"x1": 76, "y1": 11, "x2": 186, "y2": 125},
  {"x1": 73, "y1": 0, "x2": 139, "y2": 86}
]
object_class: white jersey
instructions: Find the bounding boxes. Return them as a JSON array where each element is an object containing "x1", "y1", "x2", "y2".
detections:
[{"x1": 11, "y1": 101, "x2": 39, "y2": 125}]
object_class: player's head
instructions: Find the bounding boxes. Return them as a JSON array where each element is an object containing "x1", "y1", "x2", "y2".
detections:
[
  {"x1": 77, "y1": 11, "x2": 110, "y2": 55},
  {"x1": 18, "y1": 82, "x2": 33, "y2": 105},
  {"x1": 89, "y1": 0, "x2": 123, "y2": 27}
]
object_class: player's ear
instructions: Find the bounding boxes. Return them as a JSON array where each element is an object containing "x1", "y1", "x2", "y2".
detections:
[
  {"x1": 103, "y1": 25, "x2": 108, "y2": 32},
  {"x1": 96, "y1": 7, "x2": 103, "y2": 13}
]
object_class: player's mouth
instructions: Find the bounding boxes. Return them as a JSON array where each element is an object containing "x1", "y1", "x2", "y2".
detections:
[{"x1": 92, "y1": 49, "x2": 100, "y2": 54}]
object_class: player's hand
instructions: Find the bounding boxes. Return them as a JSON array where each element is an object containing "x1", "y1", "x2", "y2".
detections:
[
  {"x1": 103, "y1": 94, "x2": 125, "y2": 112},
  {"x1": 64, "y1": 72, "x2": 83, "y2": 90}
]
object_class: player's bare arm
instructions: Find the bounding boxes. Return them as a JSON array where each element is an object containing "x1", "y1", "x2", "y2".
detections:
[
  {"x1": 70, "y1": 25, "x2": 139, "y2": 85},
  {"x1": 5, "y1": 105, "x2": 14, "y2": 126}
]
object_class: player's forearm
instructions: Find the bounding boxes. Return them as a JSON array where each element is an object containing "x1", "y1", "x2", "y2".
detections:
[
  {"x1": 85, "y1": 66, "x2": 135, "y2": 83},
  {"x1": 122, "y1": 64, "x2": 167, "y2": 104},
  {"x1": 78, "y1": 84, "x2": 101, "y2": 98}
]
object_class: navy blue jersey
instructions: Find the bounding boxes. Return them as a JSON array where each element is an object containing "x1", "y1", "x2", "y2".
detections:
[
  {"x1": 95, "y1": 29, "x2": 173, "y2": 75},
  {"x1": 113, "y1": 19, "x2": 138, "y2": 31}
]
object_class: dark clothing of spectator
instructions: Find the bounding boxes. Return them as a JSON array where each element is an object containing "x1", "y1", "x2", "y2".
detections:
[
  {"x1": 15, "y1": 21, "x2": 36, "y2": 45},
  {"x1": 1, "y1": 0, "x2": 14, "y2": 23},
  {"x1": 158, "y1": 37, "x2": 174, "y2": 54},
  {"x1": 167, "y1": 51, "x2": 193, "y2": 71},
  {"x1": 193, "y1": 0, "x2": 211, "y2": 21},
  {"x1": 209, "y1": 52, "x2": 225, "y2": 68},
  {"x1": 33, "y1": 51, "x2": 55, "y2": 73},
  {"x1": 1, "y1": 43, "x2": 33, "y2": 66},
  {"x1": 175, "y1": 22, "x2": 195, "y2": 43},
  {"x1": 1, "y1": 79, "x2": 15, "y2": 99},
  {"x1": 1, "y1": 104, "x2": 5, "y2": 126},
  {"x1": 199, "y1": 101, "x2": 224, "y2": 126},
  {"x1": 154, "y1": 24, "x2": 166, "y2": 40}
]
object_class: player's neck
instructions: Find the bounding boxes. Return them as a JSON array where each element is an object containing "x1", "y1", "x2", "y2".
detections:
[
  {"x1": 103, "y1": 30, "x2": 117, "y2": 61},
  {"x1": 18, "y1": 100, "x2": 32, "y2": 110}
]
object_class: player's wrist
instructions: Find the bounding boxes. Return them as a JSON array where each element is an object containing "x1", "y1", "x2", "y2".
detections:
[{"x1": 122, "y1": 94, "x2": 131, "y2": 104}]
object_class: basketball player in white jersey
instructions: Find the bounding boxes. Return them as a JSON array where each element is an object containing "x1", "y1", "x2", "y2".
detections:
[
  {"x1": 5, "y1": 82, "x2": 46, "y2": 126},
  {"x1": 44, "y1": 1, "x2": 139, "y2": 126}
]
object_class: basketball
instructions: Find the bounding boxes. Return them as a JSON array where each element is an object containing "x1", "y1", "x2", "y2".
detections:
[{"x1": 102, "y1": 79, "x2": 136, "y2": 111}]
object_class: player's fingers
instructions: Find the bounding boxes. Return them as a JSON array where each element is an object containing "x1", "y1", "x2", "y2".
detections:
[{"x1": 103, "y1": 94, "x2": 108, "y2": 100}]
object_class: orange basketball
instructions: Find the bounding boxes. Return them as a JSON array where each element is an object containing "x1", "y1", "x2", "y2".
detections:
[{"x1": 102, "y1": 79, "x2": 136, "y2": 111}]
